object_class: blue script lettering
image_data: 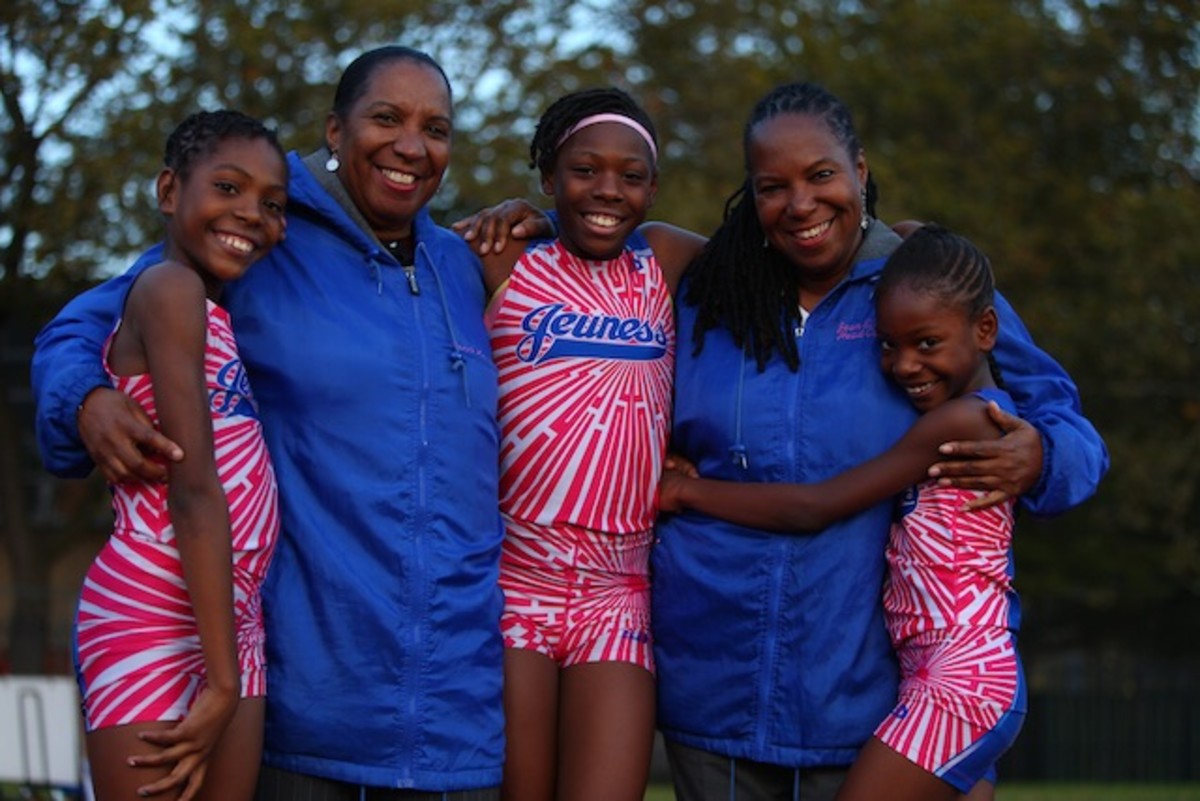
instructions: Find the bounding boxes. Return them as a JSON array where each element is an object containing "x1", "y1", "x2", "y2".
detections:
[{"x1": 516, "y1": 303, "x2": 667, "y2": 364}]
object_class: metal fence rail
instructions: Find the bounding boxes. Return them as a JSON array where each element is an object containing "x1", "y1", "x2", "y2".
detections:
[{"x1": 1003, "y1": 691, "x2": 1200, "y2": 781}]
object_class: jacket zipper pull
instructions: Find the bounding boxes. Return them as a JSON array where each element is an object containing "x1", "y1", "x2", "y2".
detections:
[{"x1": 404, "y1": 265, "x2": 420, "y2": 295}]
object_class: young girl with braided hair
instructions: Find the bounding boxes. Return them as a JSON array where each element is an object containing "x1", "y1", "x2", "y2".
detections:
[
  {"x1": 72, "y1": 109, "x2": 287, "y2": 801},
  {"x1": 660, "y1": 225, "x2": 1028, "y2": 801},
  {"x1": 477, "y1": 86, "x2": 703, "y2": 801}
]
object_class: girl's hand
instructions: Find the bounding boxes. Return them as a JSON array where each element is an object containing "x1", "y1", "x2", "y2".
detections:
[
  {"x1": 78, "y1": 387, "x2": 184, "y2": 484},
  {"x1": 928, "y1": 401, "x2": 1044, "y2": 511},
  {"x1": 658, "y1": 454, "x2": 700, "y2": 514},
  {"x1": 451, "y1": 199, "x2": 552, "y2": 255},
  {"x1": 128, "y1": 686, "x2": 238, "y2": 800},
  {"x1": 664, "y1": 452, "x2": 699, "y2": 478}
]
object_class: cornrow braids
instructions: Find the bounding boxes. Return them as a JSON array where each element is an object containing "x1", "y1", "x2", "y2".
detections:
[
  {"x1": 164, "y1": 109, "x2": 285, "y2": 181},
  {"x1": 685, "y1": 81, "x2": 869, "y2": 371},
  {"x1": 876, "y1": 224, "x2": 1005, "y2": 387},
  {"x1": 529, "y1": 87, "x2": 658, "y2": 177}
]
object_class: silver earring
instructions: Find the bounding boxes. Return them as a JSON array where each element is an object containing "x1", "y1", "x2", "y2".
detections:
[
  {"x1": 763, "y1": 236, "x2": 770, "y2": 249},
  {"x1": 860, "y1": 189, "x2": 870, "y2": 231},
  {"x1": 325, "y1": 151, "x2": 340, "y2": 173}
]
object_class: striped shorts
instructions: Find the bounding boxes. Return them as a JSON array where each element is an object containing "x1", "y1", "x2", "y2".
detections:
[
  {"x1": 875, "y1": 628, "x2": 1026, "y2": 792},
  {"x1": 498, "y1": 517, "x2": 654, "y2": 673},
  {"x1": 74, "y1": 531, "x2": 269, "y2": 731}
]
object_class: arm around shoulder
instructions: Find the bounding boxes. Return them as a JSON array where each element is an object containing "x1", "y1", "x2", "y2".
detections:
[
  {"x1": 991, "y1": 293, "x2": 1109, "y2": 514},
  {"x1": 32, "y1": 267, "x2": 143, "y2": 477}
]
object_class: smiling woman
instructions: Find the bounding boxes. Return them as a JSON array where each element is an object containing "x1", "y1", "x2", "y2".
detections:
[
  {"x1": 324, "y1": 52, "x2": 453, "y2": 250},
  {"x1": 651, "y1": 81, "x2": 1108, "y2": 801},
  {"x1": 32, "y1": 45, "x2": 507, "y2": 800}
]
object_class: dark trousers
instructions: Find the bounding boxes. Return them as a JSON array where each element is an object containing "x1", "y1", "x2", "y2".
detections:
[
  {"x1": 255, "y1": 764, "x2": 501, "y2": 801},
  {"x1": 664, "y1": 739, "x2": 849, "y2": 801}
]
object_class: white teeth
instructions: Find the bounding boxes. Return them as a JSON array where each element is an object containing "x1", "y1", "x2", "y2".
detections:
[
  {"x1": 218, "y1": 233, "x2": 253, "y2": 253},
  {"x1": 585, "y1": 214, "x2": 620, "y2": 228},
  {"x1": 381, "y1": 167, "x2": 416, "y2": 185},
  {"x1": 798, "y1": 220, "x2": 832, "y2": 240},
  {"x1": 906, "y1": 381, "x2": 936, "y2": 397}
]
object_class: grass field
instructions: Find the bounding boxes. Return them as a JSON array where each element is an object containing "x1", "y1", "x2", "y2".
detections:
[{"x1": 643, "y1": 784, "x2": 1200, "y2": 800}]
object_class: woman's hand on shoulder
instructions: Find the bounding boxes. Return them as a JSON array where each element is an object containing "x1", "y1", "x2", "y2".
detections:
[
  {"x1": 928, "y1": 401, "x2": 1044, "y2": 511},
  {"x1": 451, "y1": 199, "x2": 552, "y2": 255}
]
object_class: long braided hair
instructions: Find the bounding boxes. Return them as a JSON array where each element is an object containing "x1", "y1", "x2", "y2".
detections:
[
  {"x1": 528, "y1": 87, "x2": 658, "y2": 177},
  {"x1": 876, "y1": 224, "x2": 1005, "y2": 387},
  {"x1": 685, "y1": 82, "x2": 872, "y2": 370}
]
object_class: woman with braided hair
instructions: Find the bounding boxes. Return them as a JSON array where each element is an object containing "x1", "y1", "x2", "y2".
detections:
[
  {"x1": 477, "y1": 86, "x2": 702, "y2": 801},
  {"x1": 651, "y1": 81, "x2": 1106, "y2": 801},
  {"x1": 660, "y1": 225, "x2": 1031, "y2": 801}
]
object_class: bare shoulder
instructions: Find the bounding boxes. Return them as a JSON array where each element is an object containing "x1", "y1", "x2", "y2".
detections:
[
  {"x1": 639, "y1": 222, "x2": 706, "y2": 292},
  {"x1": 913, "y1": 395, "x2": 1003, "y2": 443},
  {"x1": 128, "y1": 261, "x2": 206, "y2": 307}
]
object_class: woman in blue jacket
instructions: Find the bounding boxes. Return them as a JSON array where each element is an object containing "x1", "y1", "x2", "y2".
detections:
[
  {"x1": 32, "y1": 47, "x2": 505, "y2": 799},
  {"x1": 651, "y1": 82, "x2": 1108, "y2": 801}
]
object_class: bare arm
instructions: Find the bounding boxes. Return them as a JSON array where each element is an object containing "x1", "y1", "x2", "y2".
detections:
[
  {"x1": 119, "y1": 265, "x2": 238, "y2": 801},
  {"x1": 660, "y1": 397, "x2": 1000, "y2": 531}
]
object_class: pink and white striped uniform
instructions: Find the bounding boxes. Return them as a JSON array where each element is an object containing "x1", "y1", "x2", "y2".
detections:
[
  {"x1": 875, "y1": 481, "x2": 1025, "y2": 791},
  {"x1": 489, "y1": 236, "x2": 673, "y2": 670},
  {"x1": 74, "y1": 300, "x2": 280, "y2": 731}
]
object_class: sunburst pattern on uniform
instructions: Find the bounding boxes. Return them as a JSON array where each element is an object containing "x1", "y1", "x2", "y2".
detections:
[
  {"x1": 489, "y1": 240, "x2": 674, "y2": 535},
  {"x1": 500, "y1": 519, "x2": 655, "y2": 670},
  {"x1": 876, "y1": 629, "x2": 1019, "y2": 776},
  {"x1": 884, "y1": 483, "x2": 1016, "y2": 643},
  {"x1": 75, "y1": 302, "x2": 279, "y2": 730},
  {"x1": 875, "y1": 479, "x2": 1022, "y2": 778}
]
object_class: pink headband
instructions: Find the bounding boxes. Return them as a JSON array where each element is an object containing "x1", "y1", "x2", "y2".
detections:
[{"x1": 556, "y1": 113, "x2": 658, "y2": 164}]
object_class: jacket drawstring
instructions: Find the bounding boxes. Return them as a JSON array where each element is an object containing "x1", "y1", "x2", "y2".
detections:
[
  {"x1": 367, "y1": 253, "x2": 384, "y2": 295},
  {"x1": 423, "y1": 241, "x2": 472, "y2": 408},
  {"x1": 728, "y1": 756, "x2": 737, "y2": 801},
  {"x1": 729, "y1": 347, "x2": 749, "y2": 470},
  {"x1": 793, "y1": 767, "x2": 800, "y2": 801}
]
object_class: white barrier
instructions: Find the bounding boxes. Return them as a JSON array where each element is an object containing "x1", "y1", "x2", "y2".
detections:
[{"x1": 0, "y1": 675, "x2": 83, "y2": 792}]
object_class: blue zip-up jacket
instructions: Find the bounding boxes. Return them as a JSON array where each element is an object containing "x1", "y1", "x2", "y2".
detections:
[
  {"x1": 652, "y1": 220, "x2": 1107, "y2": 769},
  {"x1": 32, "y1": 152, "x2": 505, "y2": 789}
]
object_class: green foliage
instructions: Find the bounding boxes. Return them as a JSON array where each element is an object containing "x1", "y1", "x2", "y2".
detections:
[{"x1": 2, "y1": 0, "x2": 1198, "y2": 662}]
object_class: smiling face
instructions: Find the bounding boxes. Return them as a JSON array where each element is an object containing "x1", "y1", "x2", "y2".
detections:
[
  {"x1": 542, "y1": 121, "x2": 657, "y2": 261},
  {"x1": 876, "y1": 285, "x2": 998, "y2": 413},
  {"x1": 159, "y1": 136, "x2": 288, "y2": 294},
  {"x1": 748, "y1": 113, "x2": 868, "y2": 298},
  {"x1": 326, "y1": 58, "x2": 452, "y2": 242}
]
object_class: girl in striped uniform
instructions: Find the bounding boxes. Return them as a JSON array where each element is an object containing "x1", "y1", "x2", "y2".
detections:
[
  {"x1": 660, "y1": 225, "x2": 1032, "y2": 801},
  {"x1": 72, "y1": 110, "x2": 287, "y2": 801},
  {"x1": 477, "y1": 88, "x2": 704, "y2": 801}
]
